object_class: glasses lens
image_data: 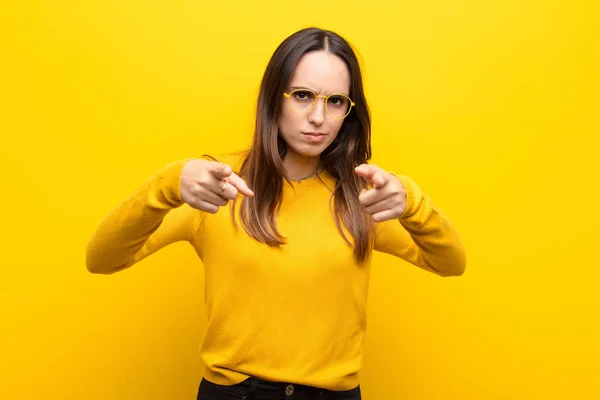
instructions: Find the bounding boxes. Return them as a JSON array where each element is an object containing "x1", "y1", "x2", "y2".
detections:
[
  {"x1": 326, "y1": 95, "x2": 351, "y2": 118},
  {"x1": 288, "y1": 90, "x2": 316, "y2": 114}
]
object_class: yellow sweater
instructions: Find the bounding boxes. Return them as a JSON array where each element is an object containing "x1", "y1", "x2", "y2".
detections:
[{"x1": 86, "y1": 152, "x2": 466, "y2": 391}]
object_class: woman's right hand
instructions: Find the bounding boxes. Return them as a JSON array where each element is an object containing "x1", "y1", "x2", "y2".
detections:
[{"x1": 180, "y1": 159, "x2": 254, "y2": 213}]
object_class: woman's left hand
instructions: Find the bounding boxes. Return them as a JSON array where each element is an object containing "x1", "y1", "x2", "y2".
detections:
[{"x1": 355, "y1": 164, "x2": 407, "y2": 222}]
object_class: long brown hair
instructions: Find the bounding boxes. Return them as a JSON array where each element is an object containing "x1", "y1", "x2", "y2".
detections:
[{"x1": 233, "y1": 27, "x2": 374, "y2": 263}]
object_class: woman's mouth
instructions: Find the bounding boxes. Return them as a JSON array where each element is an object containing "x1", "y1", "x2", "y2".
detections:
[{"x1": 303, "y1": 132, "x2": 327, "y2": 143}]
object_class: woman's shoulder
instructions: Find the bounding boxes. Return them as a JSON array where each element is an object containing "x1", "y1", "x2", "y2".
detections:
[{"x1": 200, "y1": 150, "x2": 249, "y2": 173}]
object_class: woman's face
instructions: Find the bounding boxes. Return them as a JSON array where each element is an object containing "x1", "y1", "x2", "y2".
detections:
[{"x1": 278, "y1": 50, "x2": 351, "y2": 160}]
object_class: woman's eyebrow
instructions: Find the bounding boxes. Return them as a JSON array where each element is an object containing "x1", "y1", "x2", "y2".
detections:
[
  {"x1": 289, "y1": 85, "x2": 349, "y2": 96},
  {"x1": 290, "y1": 85, "x2": 315, "y2": 91}
]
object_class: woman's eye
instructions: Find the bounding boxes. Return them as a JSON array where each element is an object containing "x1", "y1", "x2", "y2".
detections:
[
  {"x1": 328, "y1": 96, "x2": 346, "y2": 107},
  {"x1": 293, "y1": 91, "x2": 312, "y2": 101}
]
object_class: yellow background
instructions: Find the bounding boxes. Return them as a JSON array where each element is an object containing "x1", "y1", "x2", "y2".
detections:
[{"x1": 1, "y1": 1, "x2": 599, "y2": 399}]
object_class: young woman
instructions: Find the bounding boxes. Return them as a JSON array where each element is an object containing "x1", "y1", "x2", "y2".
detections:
[{"x1": 86, "y1": 27, "x2": 466, "y2": 400}]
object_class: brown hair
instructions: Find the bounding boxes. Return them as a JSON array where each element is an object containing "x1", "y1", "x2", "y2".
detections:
[{"x1": 233, "y1": 27, "x2": 374, "y2": 263}]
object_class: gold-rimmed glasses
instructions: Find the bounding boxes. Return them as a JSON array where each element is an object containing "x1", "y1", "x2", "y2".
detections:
[{"x1": 283, "y1": 89, "x2": 355, "y2": 119}]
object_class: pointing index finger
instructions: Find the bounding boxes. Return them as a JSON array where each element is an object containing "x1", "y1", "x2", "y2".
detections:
[
  {"x1": 354, "y1": 164, "x2": 377, "y2": 179},
  {"x1": 227, "y1": 172, "x2": 254, "y2": 197}
]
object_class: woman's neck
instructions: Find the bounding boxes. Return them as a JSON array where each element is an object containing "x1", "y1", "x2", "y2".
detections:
[{"x1": 283, "y1": 151, "x2": 320, "y2": 181}]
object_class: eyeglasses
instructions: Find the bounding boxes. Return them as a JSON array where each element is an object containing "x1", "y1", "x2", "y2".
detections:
[{"x1": 283, "y1": 89, "x2": 355, "y2": 119}]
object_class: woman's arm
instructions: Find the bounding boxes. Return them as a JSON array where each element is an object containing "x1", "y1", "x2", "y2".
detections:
[
  {"x1": 374, "y1": 175, "x2": 466, "y2": 277},
  {"x1": 85, "y1": 160, "x2": 205, "y2": 274}
]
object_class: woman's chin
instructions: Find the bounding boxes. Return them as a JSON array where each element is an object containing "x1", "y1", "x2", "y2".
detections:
[
  {"x1": 293, "y1": 140, "x2": 335, "y2": 157},
  {"x1": 293, "y1": 148, "x2": 325, "y2": 159}
]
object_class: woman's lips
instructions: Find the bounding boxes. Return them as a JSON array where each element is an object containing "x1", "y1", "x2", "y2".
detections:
[{"x1": 303, "y1": 132, "x2": 326, "y2": 143}]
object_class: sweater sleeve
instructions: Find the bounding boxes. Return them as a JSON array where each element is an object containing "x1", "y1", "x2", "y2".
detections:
[
  {"x1": 373, "y1": 175, "x2": 466, "y2": 277},
  {"x1": 86, "y1": 160, "x2": 206, "y2": 274}
]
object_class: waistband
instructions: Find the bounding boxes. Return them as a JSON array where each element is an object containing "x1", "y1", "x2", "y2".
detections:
[{"x1": 238, "y1": 377, "x2": 360, "y2": 397}]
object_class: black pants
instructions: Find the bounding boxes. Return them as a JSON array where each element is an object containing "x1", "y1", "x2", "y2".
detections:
[{"x1": 197, "y1": 377, "x2": 361, "y2": 400}]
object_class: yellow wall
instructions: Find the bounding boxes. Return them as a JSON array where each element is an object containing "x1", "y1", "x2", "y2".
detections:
[{"x1": 2, "y1": 1, "x2": 598, "y2": 399}]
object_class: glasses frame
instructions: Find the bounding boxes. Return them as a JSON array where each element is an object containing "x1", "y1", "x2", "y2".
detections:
[{"x1": 283, "y1": 89, "x2": 355, "y2": 120}]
